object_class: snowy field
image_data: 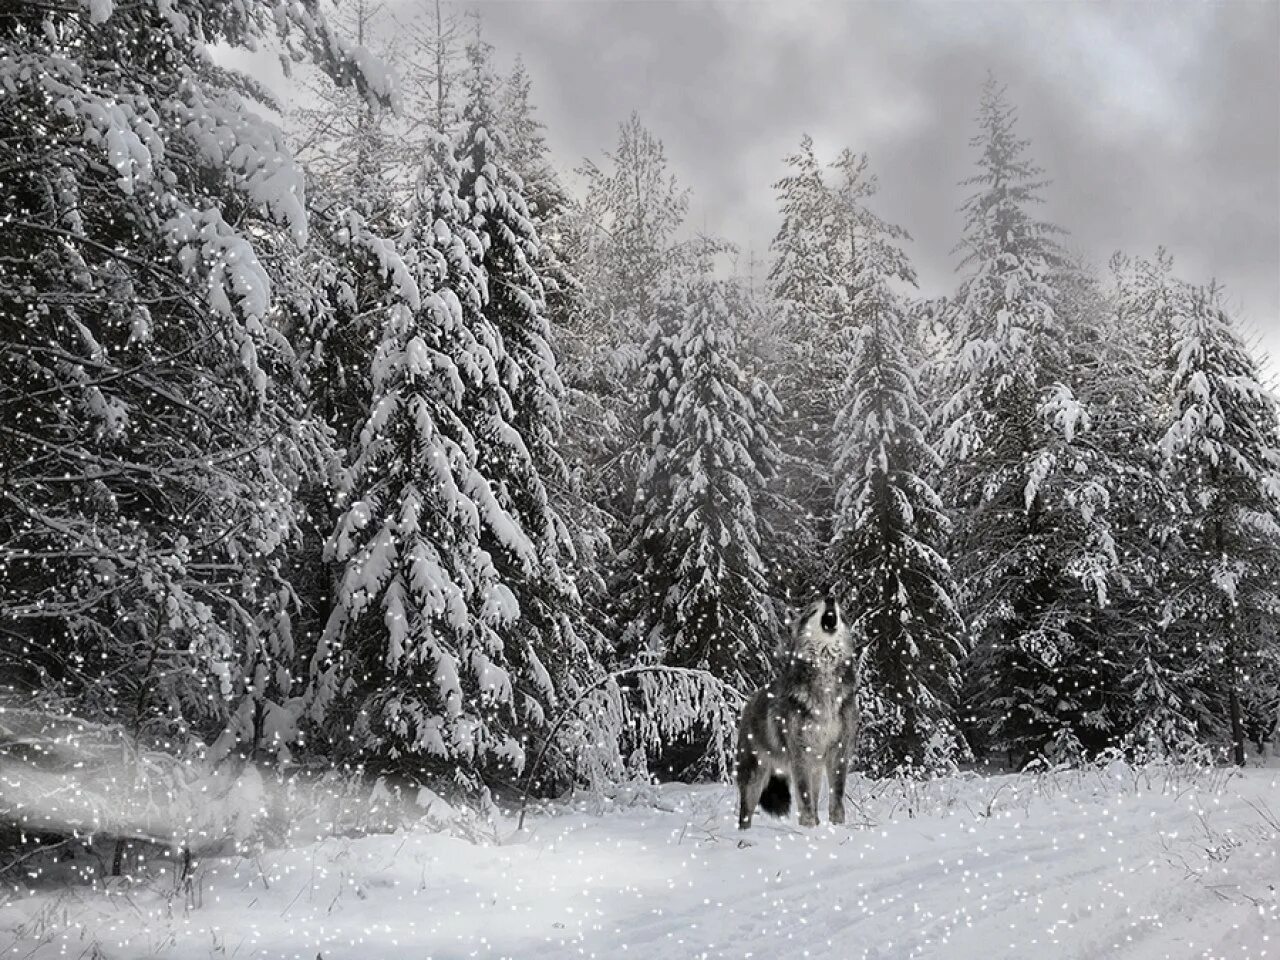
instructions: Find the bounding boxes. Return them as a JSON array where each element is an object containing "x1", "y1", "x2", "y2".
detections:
[{"x1": 3, "y1": 763, "x2": 1279, "y2": 959}]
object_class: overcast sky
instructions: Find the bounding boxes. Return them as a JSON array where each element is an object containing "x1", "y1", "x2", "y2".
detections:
[
  {"x1": 457, "y1": 0, "x2": 1280, "y2": 369},
  {"x1": 325, "y1": 1, "x2": 1278, "y2": 370}
]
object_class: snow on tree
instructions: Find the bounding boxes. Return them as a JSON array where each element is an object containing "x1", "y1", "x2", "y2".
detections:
[
  {"x1": 306, "y1": 32, "x2": 614, "y2": 792},
  {"x1": 305, "y1": 188, "x2": 539, "y2": 782},
  {"x1": 766, "y1": 135, "x2": 849, "y2": 597},
  {"x1": 614, "y1": 276, "x2": 782, "y2": 774},
  {"x1": 824, "y1": 151, "x2": 967, "y2": 775},
  {"x1": 1100, "y1": 252, "x2": 1207, "y2": 755},
  {"x1": 0, "y1": 0, "x2": 387, "y2": 767},
  {"x1": 453, "y1": 32, "x2": 605, "y2": 776},
  {"x1": 1152, "y1": 282, "x2": 1280, "y2": 764},
  {"x1": 939, "y1": 79, "x2": 1128, "y2": 765}
]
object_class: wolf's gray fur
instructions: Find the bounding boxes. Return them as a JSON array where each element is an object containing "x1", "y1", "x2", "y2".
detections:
[{"x1": 735, "y1": 596, "x2": 858, "y2": 829}]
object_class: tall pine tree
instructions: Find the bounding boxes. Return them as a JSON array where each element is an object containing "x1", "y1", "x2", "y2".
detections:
[
  {"x1": 940, "y1": 79, "x2": 1125, "y2": 764},
  {"x1": 616, "y1": 277, "x2": 781, "y2": 772},
  {"x1": 308, "y1": 30, "x2": 607, "y2": 791},
  {"x1": 825, "y1": 152, "x2": 967, "y2": 775},
  {"x1": 1156, "y1": 284, "x2": 1280, "y2": 764},
  {"x1": 767, "y1": 135, "x2": 847, "y2": 598},
  {"x1": 1107, "y1": 252, "x2": 1207, "y2": 755}
]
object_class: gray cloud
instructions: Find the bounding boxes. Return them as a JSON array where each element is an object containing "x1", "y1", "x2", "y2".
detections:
[{"x1": 390, "y1": 0, "x2": 1279, "y2": 368}]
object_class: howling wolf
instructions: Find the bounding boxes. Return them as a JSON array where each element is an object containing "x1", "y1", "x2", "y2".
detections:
[{"x1": 735, "y1": 595, "x2": 858, "y2": 829}]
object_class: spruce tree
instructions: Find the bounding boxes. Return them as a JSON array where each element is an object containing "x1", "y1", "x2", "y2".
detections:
[
  {"x1": 308, "y1": 34, "x2": 610, "y2": 789},
  {"x1": 1156, "y1": 285, "x2": 1280, "y2": 764},
  {"x1": 767, "y1": 135, "x2": 847, "y2": 597},
  {"x1": 309, "y1": 143, "x2": 545, "y2": 784},
  {"x1": 940, "y1": 80, "x2": 1125, "y2": 764},
  {"x1": 618, "y1": 277, "x2": 782, "y2": 717},
  {"x1": 454, "y1": 32, "x2": 598, "y2": 743},
  {"x1": 1107, "y1": 252, "x2": 1207, "y2": 754},
  {"x1": 567, "y1": 113, "x2": 712, "y2": 653},
  {"x1": 824, "y1": 152, "x2": 967, "y2": 774}
]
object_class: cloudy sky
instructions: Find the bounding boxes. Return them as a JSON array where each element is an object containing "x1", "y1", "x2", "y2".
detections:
[{"x1": 373, "y1": 1, "x2": 1280, "y2": 369}]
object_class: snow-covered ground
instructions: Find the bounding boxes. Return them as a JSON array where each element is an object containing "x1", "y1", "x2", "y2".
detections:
[{"x1": 4, "y1": 763, "x2": 1279, "y2": 959}]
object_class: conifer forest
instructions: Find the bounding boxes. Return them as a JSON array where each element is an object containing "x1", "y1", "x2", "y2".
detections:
[{"x1": 1, "y1": 2, "x2": 1278, "y2": 957}]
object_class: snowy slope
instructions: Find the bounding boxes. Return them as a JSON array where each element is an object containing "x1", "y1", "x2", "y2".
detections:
[{"x1": 4, "y1": 765, "x2": 1278, "y2": 959}]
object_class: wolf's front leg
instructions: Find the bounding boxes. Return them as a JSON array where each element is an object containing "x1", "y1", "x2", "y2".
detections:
[
  {"x1": 826, "y1": 748, "x2": 848, "y2": 825},
  {"x1": 790, "y1": 743, "x2": 820, "y2": 827}
]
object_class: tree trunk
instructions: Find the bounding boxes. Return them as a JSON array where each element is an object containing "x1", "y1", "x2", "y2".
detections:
[
  {"x1": 1228, "y1": 637, "x2": 1246, "y2": 766},
  {"x1": 1215, "y1": 513, "x2": 1246, "y2": 767}
]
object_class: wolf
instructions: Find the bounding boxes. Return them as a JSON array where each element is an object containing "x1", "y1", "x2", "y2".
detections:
[{"x1": 735, "y1": 595, "x2": 858, "y2": 829}]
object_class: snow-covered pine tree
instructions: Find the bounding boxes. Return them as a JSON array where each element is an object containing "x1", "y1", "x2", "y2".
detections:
[
  {"x1": 452, "y1": 32, "x2": 602, "y2": 771},
  {"x1": 299, "y1": 22, "x2": 618, "y2": 794},
  {"x1": 940, "y1": 79, "x2": 1126, "y2": 765},
  {"x1": 307, "y1": 163, "x2": 533, "y2": 782},
  {"x1": 0, "y1": 0, "x2": 387, "y2": 760},
  {"x1": 305, "y1": 42, "x2": 608, "y2": 790},
  {"x1": 1105, "y1": 252, "x2": 1208, "y2": 755},
  {"x1": 616, "y1": 276, "x2": 782, "y2": 775},
  {"x1": 285, "y1": 30, "x2": 424, "y2": 744},
  {"x1": 285, "y1": 7, "x2": 470, "y2": 744},
  {"x1": 767, "y1": 135, "x2": 847, "y2": 598},
  {"x1": 495, "y1": 54, "x2": 616, "y2": 641},
  {"x1": 564, "y1": 113, "x2": 721, "y2": 657},
  {"x1": 1155, "y1": 284, "x2": 1280, "y2": 764},
  {"x1": 824, "y1": 151, "x2": 967, "y2": 775}
]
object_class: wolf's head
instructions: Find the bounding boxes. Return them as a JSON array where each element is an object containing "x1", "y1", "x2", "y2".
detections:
[{"x1": 791, "y1": 594, "x2": 851, "y2": 664}]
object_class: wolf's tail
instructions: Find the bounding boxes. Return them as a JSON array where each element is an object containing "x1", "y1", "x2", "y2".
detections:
[{"x1": 758, "y1": 774, "x2": 791, "y2": 817}]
